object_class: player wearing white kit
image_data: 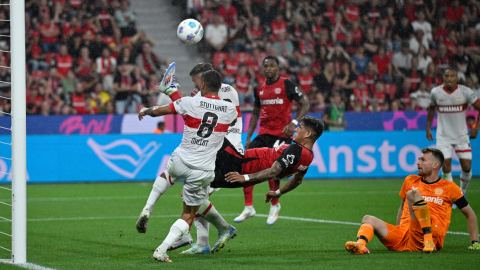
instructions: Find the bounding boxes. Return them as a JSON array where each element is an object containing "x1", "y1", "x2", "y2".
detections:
[
  {"x1": 160, "y1": 62, "x2": 244, "y2": 254},
  {"x1": 136, "y1": 70, "x2": 238, "y2": 262},
  {"x1": 426, "y1": 67, "x2": 480, "y2": 197}
]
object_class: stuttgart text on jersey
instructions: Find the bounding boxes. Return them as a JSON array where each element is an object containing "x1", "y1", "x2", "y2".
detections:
[{"x1": 200, "y1": 101, "x2": 228, "y2": 112}]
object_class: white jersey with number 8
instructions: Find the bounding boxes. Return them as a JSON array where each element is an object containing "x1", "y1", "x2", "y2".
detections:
[
  {"x1": 430, "y1": 84, "x2": 479, "y2": 143},
  {"x1": 169, "y1": 94, "x2": 237, "y2": 170}
]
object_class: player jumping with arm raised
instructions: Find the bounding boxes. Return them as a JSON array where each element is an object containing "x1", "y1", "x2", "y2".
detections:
[
  {"x1": 345, "y1": 148, "x2": 479, "y2": 254},
  {"x1": 135, "y1": 70, "x2": 237, "y2": 262},
  {"x1": 237, "y1": 55, "x2": 310, "y2": 226},
  {"x1": 426, "y1": 67, "x2": 480, "y2": 200}
]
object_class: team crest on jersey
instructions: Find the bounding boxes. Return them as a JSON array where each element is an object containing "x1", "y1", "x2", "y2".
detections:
[
  {"x1": 275, "y1": 88, "x2": 281, "y2": 94},
  {"x1": 287, "y1": 154, "x2": 295, "y2": 164},
  {"x1": 435, "y1": 188, "x2": 443, "y2": 195},
  {"x1": 297, "y1": 165, "x2": 307, "y2": 171}
]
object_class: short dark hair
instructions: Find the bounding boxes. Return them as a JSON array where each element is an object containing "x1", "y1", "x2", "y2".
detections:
[
  {"x1": 467, "y1": 115, "x2": 475, "y2": 121},
  {"x1": 263, "y1": 55, "x2": 279, "y2": 65},
  {"x1": 444, "y1": 66, "x2": 458, "y2": 74},
  {"x1": 201, "y1": 70, "x2": 222, "y2": 92},
  {"x1": 301, "y1": 116, "x2": 324, "y2": 141},
  {"x1": 189, "y1": 63, "x2": 214, "y2": 76},
  {"x1": 422, "y1": 148, "x2": 445, "y2": 168}
]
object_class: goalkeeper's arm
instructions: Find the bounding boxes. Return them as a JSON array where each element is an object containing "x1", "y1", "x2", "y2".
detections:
[{"x1": 459, "y1": 204, "x2": 479, "y2": 249}]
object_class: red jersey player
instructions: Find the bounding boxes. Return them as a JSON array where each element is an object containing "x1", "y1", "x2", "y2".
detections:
[{"x1": 238, "y1": 55, "x2": 310, "y2": 226}]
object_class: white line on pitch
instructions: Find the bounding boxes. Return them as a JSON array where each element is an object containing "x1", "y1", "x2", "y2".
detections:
[
  {"x1": 0, "y1": 260, "x2": 56, "y2": 270},
  {"x1": 0, "y1": 214, "x2": 475, "y2": 237}
]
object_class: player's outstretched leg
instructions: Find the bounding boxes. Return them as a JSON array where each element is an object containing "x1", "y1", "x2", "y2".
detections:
[
  {"x1": 136, "y1": 174, "x2": 173, "y2": 233},
  {"x1": 345, "y1": 222, "x2": 372, "y2": 255},
  {"x1": 158, "y1": 62, "x2": 180, "y2": 95},
  {"x1": 267, "y1": 180, "x2": 281, "y2": 225},
  {"x1": 168, "y1": 231, "x2": 193, "y2": 251},
  {"x1": 179, "y1": 216, "x2": 211, "y2": 254},
  {"x1": 234, "y1": 185, "x2": 256, "y2": 223},
  {"x1": 407, "y1": 190, "x2": 436, "y2": 253}
]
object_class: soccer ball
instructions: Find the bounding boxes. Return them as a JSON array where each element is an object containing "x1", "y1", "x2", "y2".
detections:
[{"x1": 177, "y1": 19, "x2": 203, "y2": 45}]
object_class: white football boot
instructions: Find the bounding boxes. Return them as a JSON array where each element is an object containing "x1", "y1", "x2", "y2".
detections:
[
  {"x1": 266, "y1": 203, "x2": 281, "y2": 226},
  {"x1": 180, "y1": 243, "x2": 211, "y2": 254},
  {"x1": 168, "y1": 231, "x2": 193, "y2": 251},
  {"x1": 158, "y1": 62, "x2": 180, "y2": 95},
  {"x1": 152, "y1": 249, "x2": 172, "y2": 263},
  {"x1": 233, "y1": 207, "x2": 256, "y2": 223},
  {"x1": 135, "y1": 209, "x2": 150, "y2": 233},
  {"x1": 211, "y1": 225, "x2": 237, "y2": 253}
]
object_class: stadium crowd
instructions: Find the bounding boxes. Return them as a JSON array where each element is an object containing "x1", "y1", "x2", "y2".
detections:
[
  {"x1": 1, "y1": 0, "x2": 169, "y2": 116},
  {"x1": 178, "y1": 0, "x2": 480, "y2": 112},
  {"x1": 0, "y1": 0, "x2": 479, "y2": 116}
]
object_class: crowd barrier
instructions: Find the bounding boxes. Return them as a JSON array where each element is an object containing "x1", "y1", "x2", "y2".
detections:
[
  {"x1": 0, "y1": 131, "x2": 477, "y2": 183},
  {"x1": 0, "y1": 111, "x2": 477, "y2": 135}
]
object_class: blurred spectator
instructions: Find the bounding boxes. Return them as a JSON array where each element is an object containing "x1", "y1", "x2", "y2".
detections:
[
  {"x1": 71, "y1": 82, "x2": 86, "y2": 114},
  {"x1": 364, "y1": 61, "x2": 378, "y2": 93},
  {"x1": 409, "y1": 30, "x2": 429, "y2": 54},
  {"x1": 467, "y1": 115, "x2": 477, "y2": 130},
  {"x1": 322, "y1": 92, "x2": 347, "y2": 131},
  {"x1": 273, "y1": 32, "x2": 294, "y2": 59},
  {"x1": 297, "y1": 66, "x2": 314, "y2": 96},
  {"x1": 311, "y1": 91, "x2": 327, "y2": 113},
  {"x1": 137, "y1": 42, "x2": 167, "y2": 76},
  {"x1": 115, "y1": 0, "x2": 137, "y2": 37},
  {"x1": 38, "y1": 15, "x2": 60, "y2": 53},
  {"x1": 95, "y1": 0, "x2": 116, "y2": 36},
  {"x1": 314, "y1": 61, "x2": 335, "y2": 97},
  {"x1": 392, "y1": 41, "x2": 413, "y2": 80},
  {"x1": 27, "y1": 31, "x2": 48, "y2": 72},
  {"x1": 153, "y1": 122, "x2": 164, "y2": 134},
  {"x1": 232, "y1": 63, "x2": 254, "y2": 106},
  {"x1": 39, "y1": 100, "x2": 51, "y2": 116},
  {"x1": 410, "y1": 81, "x2": 430, "y2": 110},
  {"x1": 393, "y1": 16, "x2": 414, "y2": 51},
  {"x1": 59, "y1": 104, "x2": 73, "y2": 115},
  {"x1": 90, "y1": 33, "x2": 109, "y2": 61},
  {"x1": 417, "y1": 45, "x2": 432, "y2": 74},
  {"x1": 82, "y1": 14, "x2": 100, "y2": 43},
  {"x1": 205, "y1": 14, "x2": 228, "y2": 60},
  {"x1": 454, "y1": 43, "x2": 471, "y2": 73},
  {"x1": 218, "y1": 0, "x2": 237, "y2": 28},
  {"x1": 56, "y1": 44, "x2": 73, "y2": 78},
  {"x1": 424, "y1": 63, "x2": 443, "y2": 89},
  {"x1": 91, "y1": 82, "x2": 111, "y2": 109},
  {"x1": 363, "y1": 28, "x2": 379, "y2": 58},
  {"x1": 96, "y1": 47, "x2": 117, "y2": 93},
  {"x1": 406, "y1": 58, "x2": 423, "y2": 92},
  {"x1": 372, "y1": 46, "x2": 392, "y2": 82},
  {"x1": 131, "y1": 30, "x2": 156, "y2": 55},
  {"x1": 371, "y1": 81, "x2": 390, "y2": 111},
  {"x1": 351, "y1": 47, "x2": 370, "y2": 75},
  {"x1": 352, "y1": 75, "x2": 369, "y2": 110},
  {"x1": 446, "y1": 0, "x2": 465, "y2": 25},
  {"x1": 60, "y1": 70, "x2": 78, "y2": 97},
  {"x1": 113, "y1": 65, "x2": 141, "y2": 114},
  {"x1": 82, "y1": 62, "x2": 101, "y2": 93},
  {"x1": 67, "y1": 33, "x2": 85, "y2": 60},
  {"x1": 411, "y1": 10, "x2": 433, "y2": 45},
  {"x1": 434, "y1": 44, "x2": 451, "y2": 72},
  {"x1": 102, "y1": 100, "x2": 116, "y2": 114},
  {"x1": 397, "y1": 78, "x2": 413, "y2": 107},
  {"x1": 75, "y1": 47, "x2": 93, "y2": 78}
]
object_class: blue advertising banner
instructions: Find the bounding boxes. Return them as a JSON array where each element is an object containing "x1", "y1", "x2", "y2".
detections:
[
  {"x1": 0, "y1": 111, "x2": 476, "y2": 135},
  {"x1": 0, "y1": 131, "x2": 478, "y2": 183}
]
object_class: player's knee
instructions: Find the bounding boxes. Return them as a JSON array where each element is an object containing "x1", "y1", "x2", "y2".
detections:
[
  {"x1": 362, "y1": 215, "x2": 374, "y2": 223},
  {"x1": 461, "y1": 164, "x2": 471, "y2": 172}
]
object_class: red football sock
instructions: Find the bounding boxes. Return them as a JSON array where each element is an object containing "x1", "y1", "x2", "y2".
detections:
[
  {"x1": 169, "y1": 91, "x2": 182, "y2": 101},
  {"x1": 268, "y1": 180, "x2": 279, "y2": 206},
  {"x1": 243, "y1": 185, "x2": 254, "y2": 206}
]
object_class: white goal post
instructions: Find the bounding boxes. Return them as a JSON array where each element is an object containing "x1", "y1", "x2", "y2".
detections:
[{"x1": 11, "y1": 0, "x2": 27, "y2": 264}]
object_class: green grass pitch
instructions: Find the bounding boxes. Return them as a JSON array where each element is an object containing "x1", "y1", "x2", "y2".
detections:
[{"x1": 0, "y1": 178, "x2": 479, "y2": 269}]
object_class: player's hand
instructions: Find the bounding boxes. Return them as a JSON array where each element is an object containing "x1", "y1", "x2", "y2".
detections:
[
  {"x1": 190, "y1": 90, "x2": 198, "y2": 97},
  {"x1": 468, "y1": 242, "x2": 480, "y2": 250},
  {"x1": 138, "y1": 107, "x2": 148, "y2": 121},
  {"x1": 225, "y1": 172, "x2": 245, "y2": 183},
  {"x1": 245, "y1": 138, "x2": 252, "y2": 149},
  {"x1": 469, "y1": 128, "x2": 479, "y2": 139},
  {"x1": 265, "y1": 191, "x2": 280, "y2": 203},
  {"x1": 282, "y1": 122, "x2": 296, "y2": 138},
  {"x1": 426, "y1": 129, "x2": 434, "y2": 141}
]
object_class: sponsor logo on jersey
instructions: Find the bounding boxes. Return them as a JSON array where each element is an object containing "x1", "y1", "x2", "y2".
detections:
[
  {"x1": 275, "y1": 88, "x2": 281, "y2": 94},
  {"x1": 422, "y1": 195, "x2": 444, "y2": 205},
  {"x1": 200, "y1": 101, "x2": 227, "y2": 112},
  {"x1": 260, "y1": 91, "x2": 264, "y2": 95},
  {"x1": 191, "y1": 137, "x2": 209, "y2": 146},
  {"x1": 435, "y1": 188, "x2": 443, "y2": 195},
  {"x1": 226, "y1": 127, "x2": 241, "y2": 135},
  {"x1": 297, "y1": 165, "x2": 307, "y2": 171},
  {"x1": 437, "y1": 104, "x2": 467, "y2": 113},
  {"x1": 412, "y1": 186, "x2": 418, "y2": 190},
  {"x1": 282, "y1": 158, "x2": 288, "y2": 166},
  {"x1": 261, "y1": 98, "x2": 284, "y2": 105},
  {"x1": 287, "y1": 154, "x2": 295, "y2": 164}
]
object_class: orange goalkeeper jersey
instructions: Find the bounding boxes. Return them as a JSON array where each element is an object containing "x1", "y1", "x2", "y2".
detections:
[{"x1": 398, "y1": 175, "x2": 464, "y2": 244}]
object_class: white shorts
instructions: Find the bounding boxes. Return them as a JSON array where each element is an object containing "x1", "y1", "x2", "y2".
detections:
[
  {"x1": 165, "y1": 153, "x2": 215, "y2": 206},
  {"x1": 436, "y1": 140, "x2": 472, "y2": 160}
]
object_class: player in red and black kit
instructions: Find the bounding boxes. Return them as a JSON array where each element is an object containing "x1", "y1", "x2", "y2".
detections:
[{"x1": 237, "y1": 55, "x2": 310, "y2": 226}]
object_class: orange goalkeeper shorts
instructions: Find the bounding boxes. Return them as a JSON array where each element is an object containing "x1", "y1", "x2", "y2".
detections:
[{"x1": 379, "y1": 220, "x2": 443, "y2": 251}]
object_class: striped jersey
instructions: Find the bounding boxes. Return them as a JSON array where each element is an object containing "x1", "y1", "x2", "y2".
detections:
[
  {"x1": 169, "y1": 94, "x2": 237, "y2": 170},
  {"x1": 430, "y1": 84, "x2": 479, "y2": 143}
]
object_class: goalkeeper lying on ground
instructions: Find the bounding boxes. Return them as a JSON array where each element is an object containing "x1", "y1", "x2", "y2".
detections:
[{"x1": 345, "y1": 148, "x2": 479, "y2": 254}]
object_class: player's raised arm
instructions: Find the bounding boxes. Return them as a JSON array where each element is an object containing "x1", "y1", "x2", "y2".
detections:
[
  {"x1": 459, "y1": 204, "x2": 480, "y2": 250},
  {"x1": 138, "y1": 104, "x2": 173, "y2": 121},
  {"x1": 265, "y1": 171, "x2": 306, "y2": 202},
  {"x1": 469, "y1": 100, "x2": 480, "y2": 139},
  {"x1": 283, "y1": 80, "x2": 310, "y2": 138},
  {"x1": 225, "y1": 161, "x2": 283, "y2": 183}
]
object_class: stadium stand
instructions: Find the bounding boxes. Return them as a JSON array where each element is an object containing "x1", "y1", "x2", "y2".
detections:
[{"x1": 175, "y1": 0, "x2": 480, "y2": 111}]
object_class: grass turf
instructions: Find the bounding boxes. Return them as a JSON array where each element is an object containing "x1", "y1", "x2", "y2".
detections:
[{"x1": 0, "y1": 178, "x2": 479, "y2": 269}]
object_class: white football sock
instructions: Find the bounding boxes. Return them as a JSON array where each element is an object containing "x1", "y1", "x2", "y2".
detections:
[
  {"x1": 197, "y1": 199, "x2": 229, "y2": 231},
  {"x1": 194, "y1": 216, "x2": 210, "y2": 246},
  {"x1": 460, "y1": 170, "x2": 472, "y2": 194},
  {"x1": 245, "y1": 205, "x2": 254, "y2": 211},
  {"x1": 144, "y1": 175, "x2": 173, "y2": 212},
  {"x1": 157, "y1": 219, "x2": 189, "y2": 253},
  {"x1": 442, "y1": 172, "x2": 453, "y2": 182}
]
